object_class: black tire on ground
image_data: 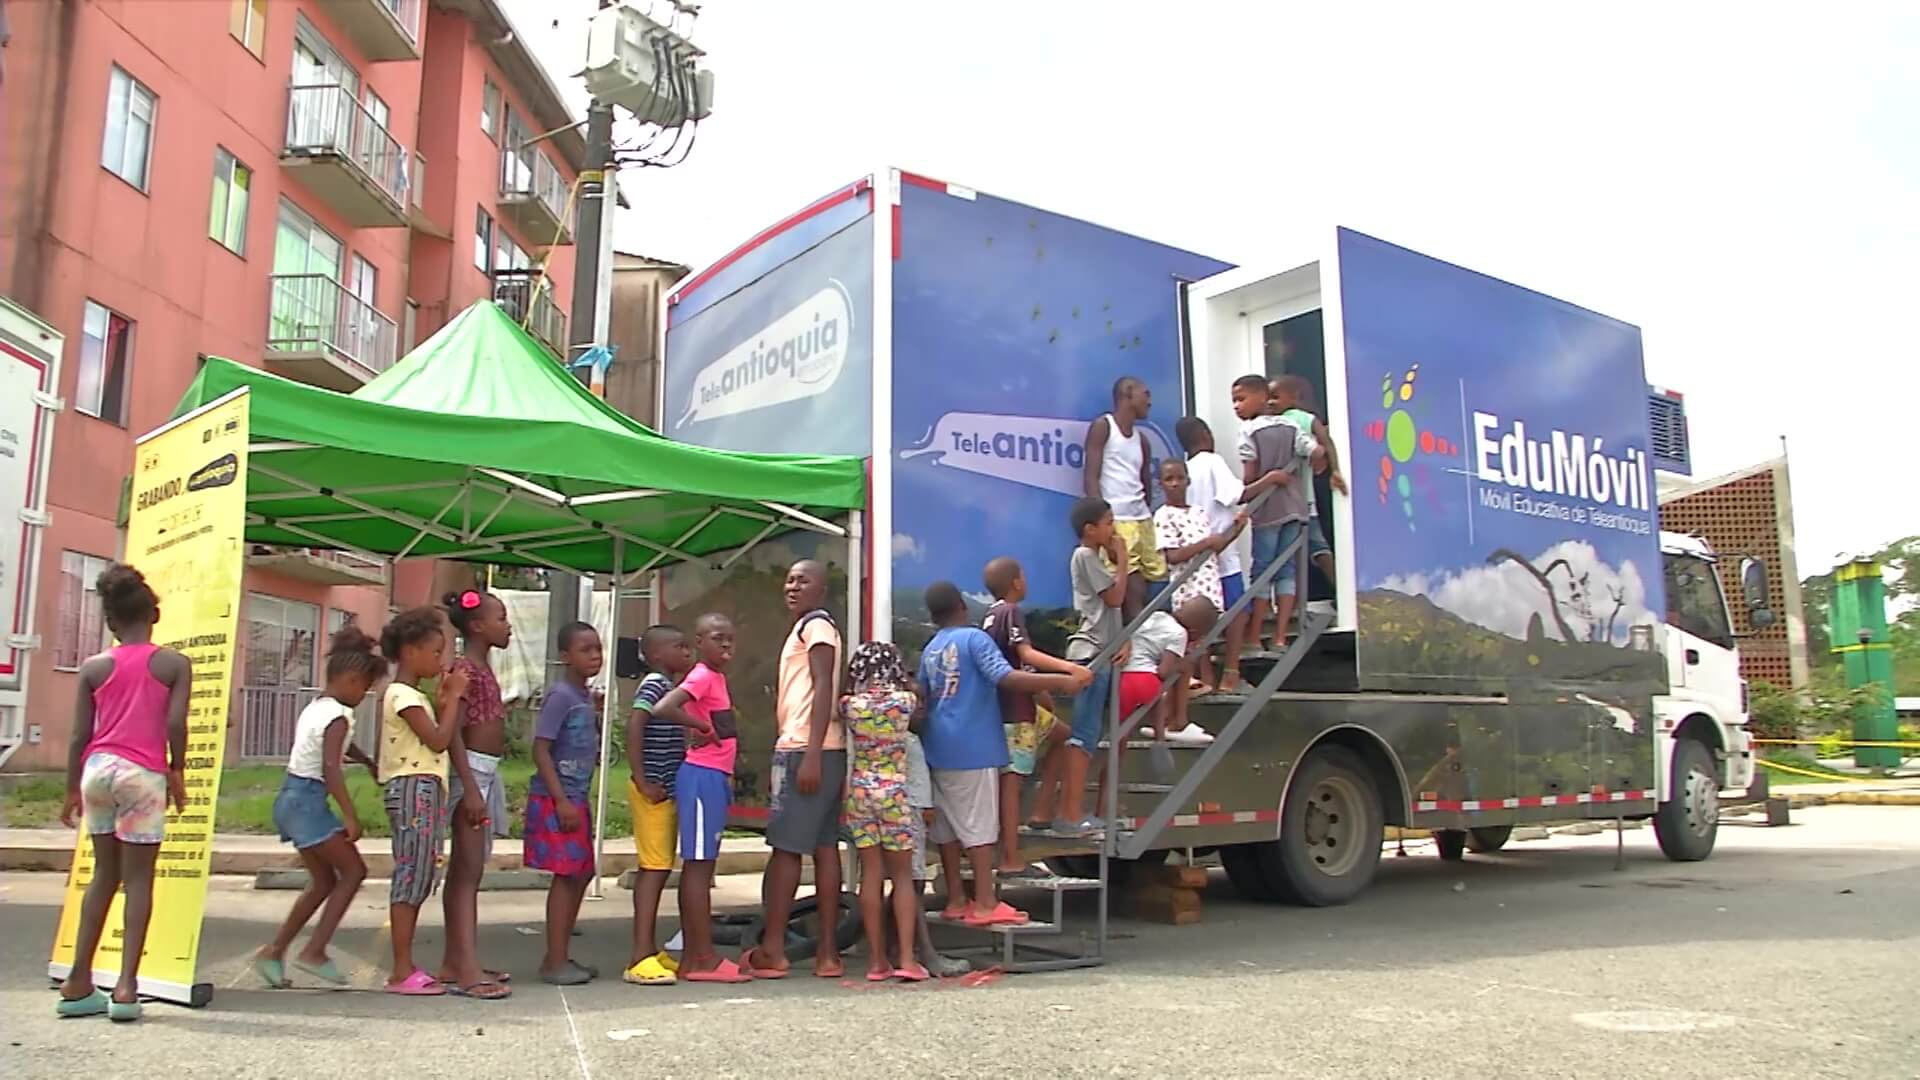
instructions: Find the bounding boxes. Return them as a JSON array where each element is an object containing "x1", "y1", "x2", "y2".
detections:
[
  {"x1": 741, "y1": 892, "x2": 863, "y2": 956},
  {"x1": 1219, "y1": 843, "x2": 1280, "y2": 901},
  {"x1": 1467, "y1": 825, "x2": 1513, "y2": 854},
  {"x1": 1253, "y1": 744, "x2": 1386, "y2": 907},
  {"x1": 1654, "y1": 738, "x2": 1719, "y2": 862},
  {"x1": 1434, "y1": 829, "x2": 1468, "y2": 861}
]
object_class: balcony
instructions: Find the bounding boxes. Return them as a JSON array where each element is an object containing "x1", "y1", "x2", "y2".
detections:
[
  {"x1": 282, "y1": 84, "x2": 409, "y2": 228},
  {"x1": 493, "y1": 270, "x2": 569, "y2": 359},
  {"x1": 499, "y1": 147, "x2": 573, "y2": 246},
  {"x1": 266, "y1": 274, "x2": 398, "y2": 390},
  {"x1": 313, "y1": 0, "x2": 421, "y2": 62},
  {"x1": 246, "y1": 544, "x2": 389, "y2": 587},
  {"x1": 406, "y1": 151, "x2": 448, "y2": 238}
]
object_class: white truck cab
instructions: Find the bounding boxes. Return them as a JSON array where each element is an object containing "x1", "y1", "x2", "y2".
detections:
[{"x1": 1650, "y1": 529, "x2": 1771, "y2": 860}]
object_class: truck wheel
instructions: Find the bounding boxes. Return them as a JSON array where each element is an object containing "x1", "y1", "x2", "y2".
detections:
[
  {"x1": 1254, "y1": 745, "x2": 1384, "y2": 906},
  {"x1": 1434, "y1": 829, "x2": 1467, "y2": 861},
  {"x1": 1220, "y1": 843, "x2": 1279, "y2": 901},
  {"x1": 1655, "y1": 739, "x2": 1719, "y2": 862},
  {"x1": 1467, "y1": 825, "x2": 1513, "y2": 853}
]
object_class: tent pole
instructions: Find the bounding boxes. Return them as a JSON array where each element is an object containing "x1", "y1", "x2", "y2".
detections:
[
  {"x1": 591, "y1": 536, "x2": 624, "y2": 901},
  {"x1": 846, "y1": 510, "x2": 864, "y2": 648}
]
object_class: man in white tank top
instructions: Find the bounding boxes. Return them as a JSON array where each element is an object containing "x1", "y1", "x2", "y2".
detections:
[{"x1": 1082, "y1": 376, "x2": 1167, "y2": 620}]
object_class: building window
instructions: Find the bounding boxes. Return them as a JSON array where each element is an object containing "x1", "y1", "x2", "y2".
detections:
[
  {"x1": 101, "y1": 66, "x2": 156, "y2": 192},
  {"x1": 494, "y1": 231, "x2": 529, "y2": 274},
  {"x1": 76, "y1": 301, "x2": 132, "y2": 425},
  {"x1": 229, "y1": 0, "x2": 268, "y2": 57},
  {"x1": 54, "y1": 552, "x2": 114, "y2": 669},
  {"x1": 475, "y1": 208, "x2": 494, "y2": 271},
  {"x1": 209, "y1": 148, "x2": 252, "y2": 254},
  {"x1": 244, "y1": 593, "x2": 320, "y2": 689},
  {"x1": 482, "y1": 79, "x2": 502, "y2": 139}
]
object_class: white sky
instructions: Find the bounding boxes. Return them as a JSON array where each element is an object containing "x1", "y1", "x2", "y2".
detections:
[{"x1": 506, "y1": 0, "x2": 1919, "y2": 573}]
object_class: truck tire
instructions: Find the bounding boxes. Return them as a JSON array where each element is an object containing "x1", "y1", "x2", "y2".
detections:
[
  {"x1": 1655, "y1": 738, "x2": 1719, "y2": 862},
  {"x1": 1467, "y1": 825, "x2": 1513, "y2": 853},
  {"x1": 1434, "y1": 829, "x2": 1467, "y2": 861},
  {"x1": 1254, "y1": 745, "x2": 1385, "y2": 906},
  {"x1": 1219, "y1": 843, "x2": 1279, "y2": 901}
]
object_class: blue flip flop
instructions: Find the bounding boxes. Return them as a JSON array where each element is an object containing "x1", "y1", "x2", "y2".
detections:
[{"x1": 56, "y1": 989, "x2": 109, "y2": 1018}]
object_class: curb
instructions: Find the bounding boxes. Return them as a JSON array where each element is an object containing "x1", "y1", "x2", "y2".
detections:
[
  {"x1": 1785, "y1": 791, "x2": 1920, "y2": 808},
  {"x1": 0, "y1": 843, "x2": 774, "y2": 878}
]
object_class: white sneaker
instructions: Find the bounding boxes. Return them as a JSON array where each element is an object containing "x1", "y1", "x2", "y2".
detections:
[{"x1": 1166, "y1": 725, "x2": 1215, "y2": 746}]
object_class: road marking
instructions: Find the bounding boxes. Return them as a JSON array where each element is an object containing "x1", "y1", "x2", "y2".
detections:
[
  {"x1": 1572, "y1": 1010, "x2": 1737, "y2": 1034},
  {"x1": 606, "y1": 1028, "x2": 650, "y2": 1042},
  {"x1": 558, "y1": 986, "x2": 592, "y2": 1080}
]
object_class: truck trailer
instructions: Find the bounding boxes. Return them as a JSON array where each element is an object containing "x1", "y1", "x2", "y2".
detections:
[
  {"x1": 655, "y1": 171, "x2": 1765, "y2": 964},
  {"x1": 0, "y1": 297, "x2": 62, "y2": 771}
]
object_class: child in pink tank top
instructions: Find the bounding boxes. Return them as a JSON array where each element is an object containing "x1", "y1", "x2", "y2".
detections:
[{"x1": 56, "y1": 564, "x2": 191, "y2": 1023}]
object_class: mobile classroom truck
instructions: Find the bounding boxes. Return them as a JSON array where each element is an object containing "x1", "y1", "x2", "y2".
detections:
[{"x1": 655, "y1": 170, "x2": 1765, "y2": 963}]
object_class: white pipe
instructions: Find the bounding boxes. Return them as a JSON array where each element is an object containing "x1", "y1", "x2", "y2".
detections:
[{"x1": 590, "y1": 535, "x2": 624, "y2": 900}]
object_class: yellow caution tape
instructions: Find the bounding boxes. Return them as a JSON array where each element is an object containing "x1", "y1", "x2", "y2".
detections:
[{"x1": 1755, "y1": 757, "x2": 1910, "y2": 783}]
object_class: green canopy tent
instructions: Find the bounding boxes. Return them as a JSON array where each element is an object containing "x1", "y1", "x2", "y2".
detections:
[{"x1": 173, "y1": 300, "x2": 866, "y2": 876}]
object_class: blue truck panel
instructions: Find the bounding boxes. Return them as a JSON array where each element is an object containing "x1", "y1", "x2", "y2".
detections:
[
  {"x1": 888, "y1": 181, "x2": 1230, "y2": 646},
  {"x1": 1337, "y1": 228, "x2": 1667, "y2": 694}
]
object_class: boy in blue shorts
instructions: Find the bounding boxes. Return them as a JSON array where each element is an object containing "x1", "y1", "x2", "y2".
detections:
[
  {"x1": 646, "y1": 614, "x2": 748, "y2": 983},
  {"x1": 1056, "y1": 497, "x2": 1128, "y2": 835},
  {"x1": 1233, "y1": 375, "x2": 1315, "y2": 648}
]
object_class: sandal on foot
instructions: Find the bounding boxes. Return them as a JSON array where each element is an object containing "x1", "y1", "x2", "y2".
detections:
[
  {"x1": 864, "y1": 968, "x2": 893, "y2": 983},
  {"x1": 622, "y1": 955, "x2": 676, "y2": 986},
  {"x1": 108, "y1": 998, "x2": 142, "y2": 1023},
  {"x1": 682, "y1": 958, "x2": 752, "y2": 984},
  {"x1": 253, "y1": 957, "x2": 291, "y2": 989},
  {"x1": 893, "y1": 964, "x2": 931, "y2": 982},
  {"x1": 937, "y1": 905, "x2": 969, "y2": 922},
  {"x1": 448, "y1": 978, "x2": 513, "y2": 999},
  {"x1": 737, "y1": 948, "x2": 787, "y2": 979},
  {"x1": 653, "y1": 951, "x2": 680, "y2": 974},
  {"x1": 539, "y1": 966, "x2": 589, "y2": 987},
  {"x1": 964, "y1": 901, "x2": 1030, "y2": 927},
  {"x1": 290, "y1": 957, "x2": 345, "y2": 986},
  {"x1": 56, "y1": 989, "x2": 109, "y2": 1018},
  {"x1": 385, "y1": 969, "x2": 446, "y2": 996},
  {"x1": 568, "y1": 960, "x2": 599, "y2": 980},
  {"x1": 484, "y1": 968, "x2": 512, "y2": 984},
  {"x1": 813, "y1": 957, "x2": 845, "y2": 979}
]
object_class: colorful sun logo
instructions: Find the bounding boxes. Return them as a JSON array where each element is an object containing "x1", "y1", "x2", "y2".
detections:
[{"x1": 1362, "y1": 364, "x2": 1456, "y2": 531}]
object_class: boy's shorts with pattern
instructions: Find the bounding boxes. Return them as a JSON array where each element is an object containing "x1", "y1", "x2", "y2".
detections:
[
  {"x1": 80, "y1": 752, "x2": 167, "y2": 844},
  {"x1": 524, "y1": 793, "x2": 596, "y2": 879},
  {"x1": 845, "y1": 780, "x2": 914, "y2": 852},
  {"x1": 384, "y1": 774, "x2": 446, "y2": 906},
  {"x1": 1112, "y1": 518, "x2": 1168, "y2": 581},
  {"x1": 1003, "y1": 705, "x2": 1062, "y2": 776}
]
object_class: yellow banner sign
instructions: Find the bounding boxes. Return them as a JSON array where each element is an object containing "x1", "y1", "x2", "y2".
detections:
[{"x1": 48, "y1": 389, "x2": 249, "y2": 1007}]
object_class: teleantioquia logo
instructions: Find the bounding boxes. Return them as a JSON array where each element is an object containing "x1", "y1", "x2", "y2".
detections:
[{"x1": 1362, "y1": 364, "x2": 1456, "y2": 532}]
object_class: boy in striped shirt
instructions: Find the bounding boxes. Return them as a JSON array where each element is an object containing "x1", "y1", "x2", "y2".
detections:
[{"x1": 623, "y1": 624, "x2": 694, "y2": 985}]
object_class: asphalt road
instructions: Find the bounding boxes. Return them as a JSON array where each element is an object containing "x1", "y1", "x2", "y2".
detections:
[{"x1": 3, "y1": 805, "x2": 1916, "y2": 1078}]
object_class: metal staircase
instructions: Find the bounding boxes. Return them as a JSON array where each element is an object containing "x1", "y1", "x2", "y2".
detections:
[{"x1": 967, "y1": 516, "x2": 1326, "y2": 972}]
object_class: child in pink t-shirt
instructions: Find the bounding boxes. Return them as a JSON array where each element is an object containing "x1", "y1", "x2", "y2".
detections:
[{"x1": 646, "y1": 614, "x2": 745, "y2": 983}]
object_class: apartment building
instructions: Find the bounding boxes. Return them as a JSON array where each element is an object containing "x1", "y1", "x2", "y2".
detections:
[{"x1": 0, "y1": 0, "x2": 584, "y2": 769}]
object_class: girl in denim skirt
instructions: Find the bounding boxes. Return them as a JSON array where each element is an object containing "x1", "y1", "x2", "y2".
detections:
[{"x1": 255, "y1": 625, "x2": 387, "y2": 990}]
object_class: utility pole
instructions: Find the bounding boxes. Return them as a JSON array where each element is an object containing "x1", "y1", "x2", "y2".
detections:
[{"x1": 546, "y1": 95, "x2": 615, "y2": 683}]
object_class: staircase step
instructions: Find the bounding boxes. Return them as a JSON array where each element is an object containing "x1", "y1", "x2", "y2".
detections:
[
  {"x1": 987, "y1": 919, "x2": 1061, "y2": 935},
  {"x1": 1080, "y1": 782, "x2": 1174, "y2": 794},
  {"x1": 957, "y1": 870, "x2": 1102, "y2": 892}
]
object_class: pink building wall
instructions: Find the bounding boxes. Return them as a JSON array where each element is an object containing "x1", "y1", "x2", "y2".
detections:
[{"x1": 1, "y1": 0, "x2": 584, "y2": 770}]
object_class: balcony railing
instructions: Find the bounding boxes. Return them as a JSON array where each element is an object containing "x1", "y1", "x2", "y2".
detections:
[
  {"x1": 498, "y1": 146, "x2": 572, "y2": 245},
  {"x1": 493, "y1": 270, "x2": 569, "y2": 359},
  {"x1": 237, "y1": 685, "x2": 378, "y2": 760},
  {"x1": 247, "y1": 544, "x2": 389, "y2": 586},
  {"x1": 284, "y1": 84, "x2": 408, "y2": 217},
  {"x1": 267, "y1": 273, "x2": 399, "y2": 383}
]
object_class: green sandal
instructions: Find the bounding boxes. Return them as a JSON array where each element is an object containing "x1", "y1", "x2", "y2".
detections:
[
  {"x1": 291, "y1": 957, "x2": 346, "y2": 986},
  {"x1": 253, "y1": 957, "x2": 291, "y2": 989},
  {"x1": 56, "y1": 989, "x2": 109, "y2": 1018},
  {"x1": 108, "y1": 998, "x2": 143, "y2": 1023}
]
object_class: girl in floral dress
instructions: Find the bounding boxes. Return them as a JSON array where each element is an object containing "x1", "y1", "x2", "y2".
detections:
[{"x1": 841, "y1": 642, "x2": 927, "y2": 982}]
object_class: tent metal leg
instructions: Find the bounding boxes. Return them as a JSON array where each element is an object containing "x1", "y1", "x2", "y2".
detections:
[{"x1": 590, "y1": 536, "x2": 624, "y2": 901}]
